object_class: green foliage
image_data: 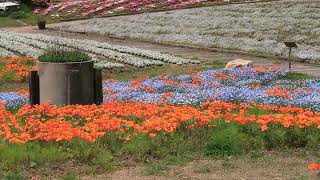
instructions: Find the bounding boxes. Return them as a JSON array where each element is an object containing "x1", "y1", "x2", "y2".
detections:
[
  {"x1": 0, "y1": 108, "x2": 319, "y2": 176},
  {"x1": 205, "y1": 125, "x2": 246, "y2": 156},
  {"x1": 143, "y1": 163, "x2": 168, "y2": 176},
  {"x1": 64, "y1": 140, "x2": 113, "y2": 171},
  {"x1": 119, "y1": 135, "x2": 156, "y2": 161},
  {"x1": 61, "y1": 172, "x2": 79, "y2": 180},
  {"x1": 194, "y1": 163, "x2": 218, "y2": 173},
  {"x1": 38, "y1": 50, "x2": 91, "y2": 63},
  {"x1": 0, "y1": 142, "x2": 68, "y2": 169},
  {"x1": 0, "y1": 71, "x2": 16, "y2": 83},
  {"x1": 8, "y1": 11, "x2": 27, "y2": 19},
  {"x1": 279, "y1": 72, "x2": 312, "y2": 80},
  {"x1": 1, "y1": 173, "x2": 24, "y2": 180}
]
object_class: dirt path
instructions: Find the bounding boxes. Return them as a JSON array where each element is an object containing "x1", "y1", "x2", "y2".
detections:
[
  {"x1": 2, "y1": 25, "x2": 320, "y2": 76},
  {"x1": 80, "y1": 151, "x2": 319, "y2": 180}
]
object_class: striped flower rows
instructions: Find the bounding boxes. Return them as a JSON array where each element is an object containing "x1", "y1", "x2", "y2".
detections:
[
  {"x1": 0, "y1": 31, "x2": 198, "y2": 68},
  {"x1": 54, "y1": 0, "x2": 320, "y2": 63}
]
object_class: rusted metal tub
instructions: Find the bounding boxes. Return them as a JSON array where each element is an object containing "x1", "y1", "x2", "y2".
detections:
[{"x1": 37, "y1": 60, "x2": 95, "y2": 105}]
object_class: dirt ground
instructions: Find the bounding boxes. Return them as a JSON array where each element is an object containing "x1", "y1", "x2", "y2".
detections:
[
  {"x1": 2, "y1": 25, "x2": 320, "y2": 76},
  {"x1": 79, "y1": 151, "x2": 319, "y2": 180}
]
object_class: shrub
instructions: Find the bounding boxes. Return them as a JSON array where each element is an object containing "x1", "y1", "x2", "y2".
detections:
[
  {"x1": 205, "y1": 124, "x2": 264, "y2": 156},
  {"x1": 8, "y1": 11, "x2": 27, "y2": 19},
  {"x1": 38, "y1": 51, "x2": 91, "y2": 63}
]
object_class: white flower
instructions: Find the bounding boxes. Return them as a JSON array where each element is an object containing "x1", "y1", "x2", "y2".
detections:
[
  {"x1": 0, "y1": 31, "x2": 197, "y2": 67},
  {"x1": 53, "y1": 0, "x2": 320, "y2": 63}
]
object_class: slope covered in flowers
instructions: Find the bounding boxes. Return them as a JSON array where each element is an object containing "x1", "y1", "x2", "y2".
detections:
[
  {"x1": 0, "y1": 56, "x2": 36, "y2": 83},
  {"x1": 0, "y1": 31, "x2": 199, "y2": 68},
  {"x1": 0, "y1": 100, "x2": 319, "y2": 144},
  {"x1": 104, "y1": 67, "x2": 320, "y2": 111},
  {"x1": 55, "y1": 0, "x2": 320, "y2": 63},
  {"x1": 34, "y1": 0, "x2": 268, "y2": 18},
  {"x1": 2, "y1": 66, "x2": 320, "y2": 111}
]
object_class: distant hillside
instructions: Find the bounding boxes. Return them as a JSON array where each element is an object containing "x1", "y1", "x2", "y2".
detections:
[{"x1": 34, "y1": 0, "x2": 275, "y2": 18}]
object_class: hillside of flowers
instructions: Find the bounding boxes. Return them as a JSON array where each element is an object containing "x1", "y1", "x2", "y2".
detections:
[
  {"x1": 33, "y1": 0, "x2": 270, "y2": 18},
  {"x1": 1, "y1": 58, "x2": 319, "y2": 178},
  {"x1": 0, "y1": 31, "x2": 199, "y2": 69},
  {"x1": 2, "y1": 64, "x2": 320, "y2": 112},
  {"x1": 54, "y1": 0, "x2": 320, "y2": 63},
  {"x1": 0, "y1": 100, "x2": 319, "y2": 144}
]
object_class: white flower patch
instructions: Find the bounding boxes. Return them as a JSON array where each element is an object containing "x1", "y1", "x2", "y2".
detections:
[
  {"x1": 0, "y1": 31, "x2": 125, "y2": 69},
  {"x1": 0, "y1": 34, "x2": 44, "y2": 57},
  {"x1": 11, "y1": 32, "x2": 165, "y2": 67},
  {"x1": 95, "y1": 61, "x2": 125, "y2": 69},
  {"x1": 2, "y1": 31, "x2": 195, "y2": 67},
  {"x1": 0, "y1": 31, "x2": 197, "y2": 67},
  {"x1": 53, "y1": 0, "x2": 320, "y2": 63},
  {"x1": 89, "y1": 53, "x2": 125, "y2": 69},
  {"x1": 0, "y1": 47, "x2": 15, "y2": 57}
]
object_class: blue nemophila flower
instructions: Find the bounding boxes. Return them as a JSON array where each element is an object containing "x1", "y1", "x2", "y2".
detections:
[
  {"x1": 0, "y1": 92, "x2": 28, "y2": 109},
  {"x1": 102, "y1": 67, "x2": 320, "y2": 111}
]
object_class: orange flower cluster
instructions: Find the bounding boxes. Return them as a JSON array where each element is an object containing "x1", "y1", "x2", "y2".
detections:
[
  {"x1": 0, "y1": 56, "x2": 36, "y2": 82},
  {"x1": 266, "y1": 86, "x2": 291, "y2": 99},
  {"x1": 254, "y1": 65, "x2": 281, "y2": 74},
  {"x1": 308, "y1": 163, "x2": 320, "y2": 170},
  {"x1": 213, "y1": 73, "x2": 236, "y2": 80},
  {"x1": 129, "y1": 76, "x2": 149, "y2": 87},
  {"x1": 0, "y1": 100, "x2": 319, "y2": 144},
  {"x1": 192, "y1": 77, "x2": 202, "y2": 86}
]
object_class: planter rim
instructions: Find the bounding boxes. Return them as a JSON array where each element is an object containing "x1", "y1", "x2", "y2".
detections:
[{"x1": 37, "y1": 60, "x2": 94, "y2": 65}]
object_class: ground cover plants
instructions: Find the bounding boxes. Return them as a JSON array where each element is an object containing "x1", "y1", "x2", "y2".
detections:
[
  {"x1": 3, "y1": 64, "x2": 320, "y2": 111},
  {"x1": 54, "y1": 0, "x2": 320, "y2": 63},
  {"x1": 0, "y1": 56, "x2": 319, "y2": 178},
  {"x1": 1, "y1": 0, "x2": 319, "y2": 178},
  {"x1": 34, "y1": 0, "x2": 269, "y2": 18},
  {"x1": 0, "y1": 31, "x2": 199, "y2": 68}
]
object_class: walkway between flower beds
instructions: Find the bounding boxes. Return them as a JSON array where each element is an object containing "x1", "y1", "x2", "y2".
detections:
[{"x1": 3, "y1": 25, "x2": 320, "y2": 76}]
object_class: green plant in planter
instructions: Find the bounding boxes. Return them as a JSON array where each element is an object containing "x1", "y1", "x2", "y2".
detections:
[{"x1": 38, "y1": 50, "x2": 92, "y2": 63}]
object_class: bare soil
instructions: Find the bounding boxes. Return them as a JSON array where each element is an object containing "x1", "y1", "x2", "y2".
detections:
[{"x1": 79, "y1": 151, "x2": 320, "y2": 180}]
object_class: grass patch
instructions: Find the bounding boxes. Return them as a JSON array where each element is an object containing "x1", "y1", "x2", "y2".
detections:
[
  {"x1": 0, "y1": 5, "x2": 60, "y2": 28},
  {"x1": 194, "y1": 163, "x2": 219, "y2": 173},
  {"x1": 278, "y1": 72, "x2": 313, "y2": 80},
  {"x1": 38, "y1": 50, "x2": 91, "y2": 63},
  {"x1": 103, "y1": 60, "x2": 225, "y2": 81},
  {"x1": 143, "y1": 163, "x2": 169, "y2": 176},
  {"x1": 61, "y1": 172, "x2": 80, "y2": 180}
]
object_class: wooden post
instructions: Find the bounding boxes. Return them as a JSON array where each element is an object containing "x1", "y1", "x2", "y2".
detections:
[
  {"x1": 288, "y1": 47, "x2": 292, "y2": 72},
  {"x1": 29, "y1": 70, "x2": 39, "y2": 106},
  {"x1": 94, "y1": 69, "x2": 103, "y2": 105}
]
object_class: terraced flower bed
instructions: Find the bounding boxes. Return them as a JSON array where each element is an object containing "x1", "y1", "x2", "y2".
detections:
[
  {"x1": 34, "y1": 0, "x2": 270, "y2": 18},
  {"x1": 0, "y1": 31, "x2": 199, "y2": 68},
  {"x1": 2, "y1": 65, "x2": 320, "y2": 112},
  {"x1": 0, "y1": 100, "x2": 319, "y2": 144},
  {"x1": 54, "y1": 0, "x2": 320, "y2": 63},
  {"x1": 0, "y1": 60, "x2": 319, "y2": 178}
]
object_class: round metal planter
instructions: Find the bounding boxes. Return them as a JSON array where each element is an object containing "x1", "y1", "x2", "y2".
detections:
[
  {"x1": 37, "y1": 60, "x2": 95, "y2": 105},
  {"x1": 37, "y1": 21, "x2": 46, "y2": 30}
]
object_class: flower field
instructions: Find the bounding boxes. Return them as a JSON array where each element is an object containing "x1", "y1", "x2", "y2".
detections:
[
  {"x1": 3, "y1": 65, "x2": 320, "y2": 111},
  {"x1": 0, "y1": 60, "x2": 319, "y2": 178},
  {"x1": 0, "y1": 64, "x2": 319, "y2": 144},
  {"x1": 0, "y1": 99, "x2": 319, "y2": 144},
  {"x1": 34, "y1": 0, "x2": 268, "y2": 18},
  {"x1": 54, "y1": 0, "x2": 320, "y2": 63},
  {"x1": 0, "y1": 31, "x2": 199, "y2": 68},
  {"x1": 1, "y1": 0, "x2": 320, "y2": 178}
]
